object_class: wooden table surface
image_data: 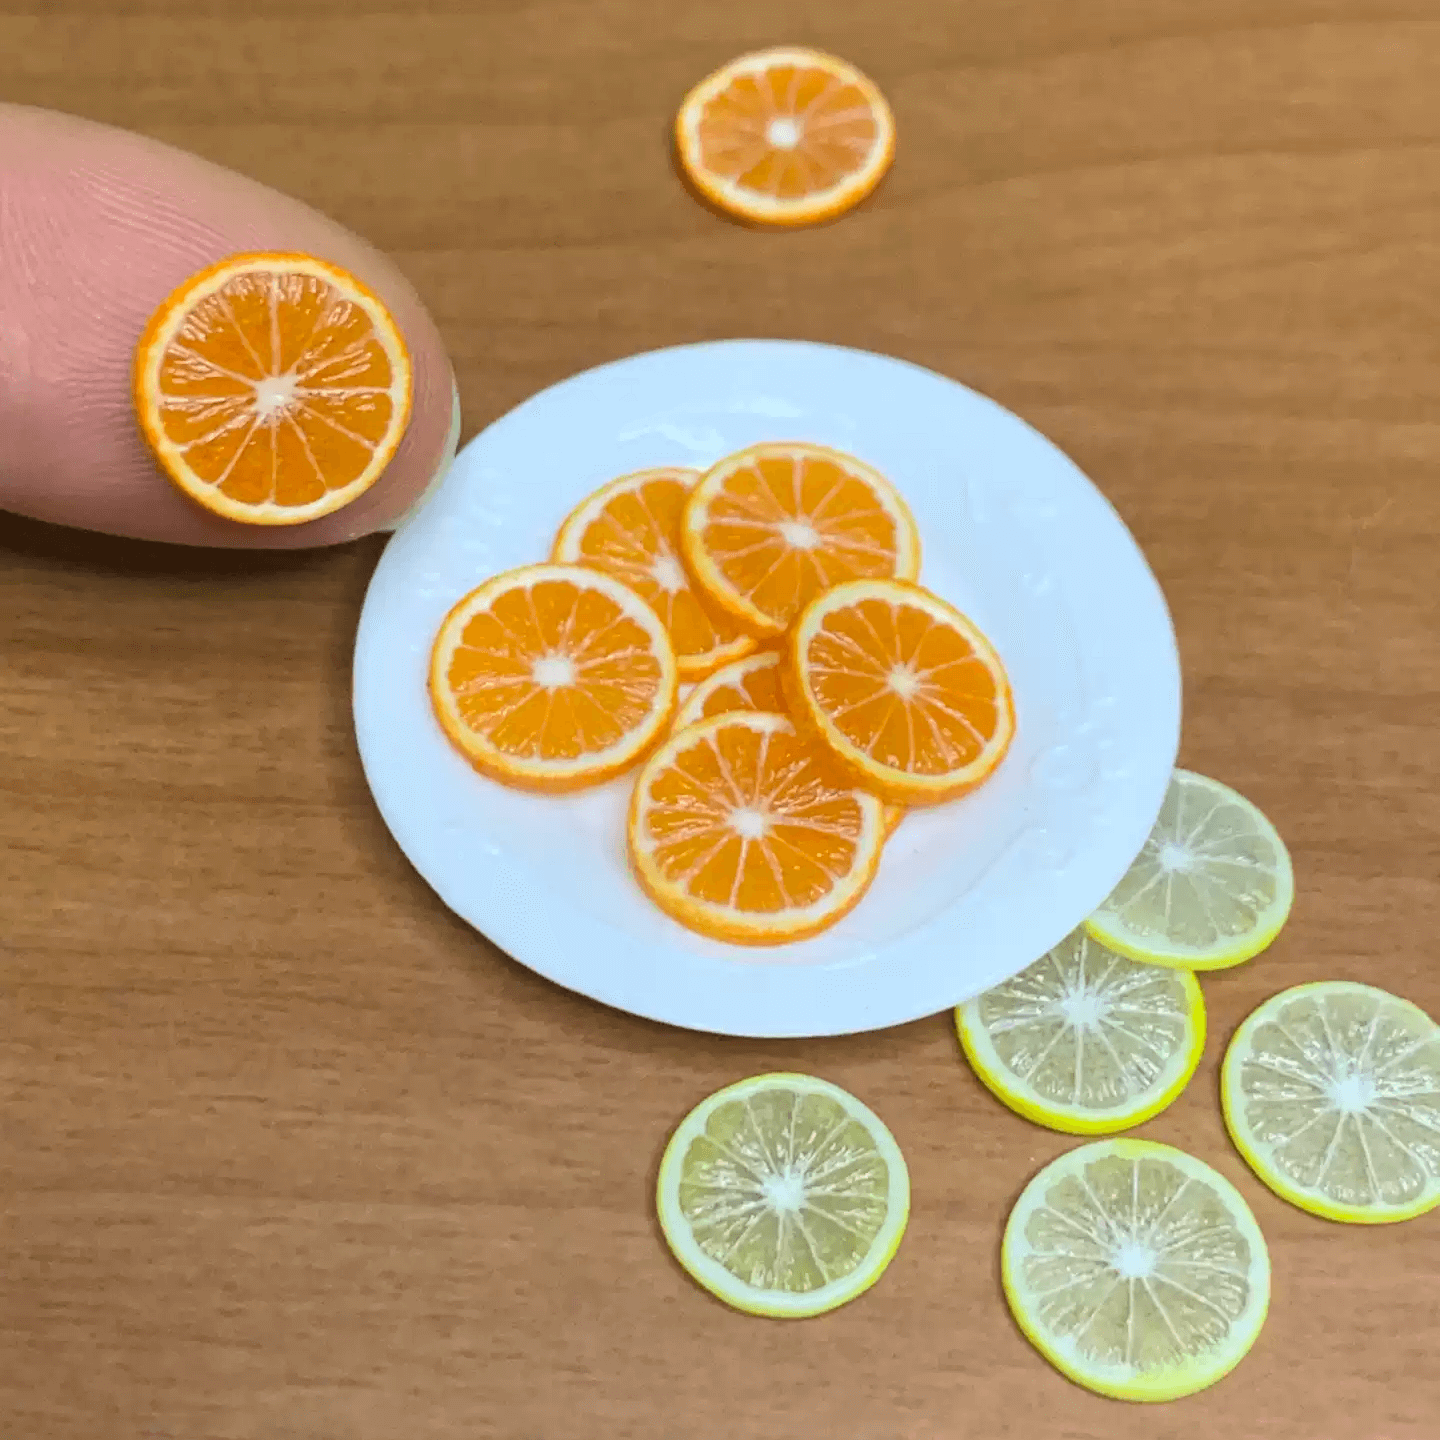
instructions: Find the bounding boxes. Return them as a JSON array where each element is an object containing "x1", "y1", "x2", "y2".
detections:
[{"x1": 4, "y1": 3, "x2": 1438, "y2": 1436}]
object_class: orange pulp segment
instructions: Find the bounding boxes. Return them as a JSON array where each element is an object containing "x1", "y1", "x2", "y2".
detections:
[
  {"x1": 680, "y1": 442, "x2": 920, "y2": 639},
  {"x1": 551, "y1": 468, "x2": 755, "y2": 680},
  {"x1": 675, "y1": 48, "x2": 895, "y2": 227},
  {"x1": 133, "y1": 252, "x2": 412, "y2": 525},
  {"x1": 430, "y1": 564, "x2": 678, "y2": 792},
  {"x1": 671, "y1": 649, "x2": 784, "y2": 731},
  {"x1": 786, "y1": 578, "x2": 1014, "y2": 806},
  {"x1": 672, "y1": 650, "x2": 904, "y2": 837},
  {"x1": 627, "y1": 711, "x2": 886, "y2": 944}
]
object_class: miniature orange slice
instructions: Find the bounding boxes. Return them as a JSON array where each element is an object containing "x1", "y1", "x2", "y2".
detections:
[
  {"x1": 671, "y1": 651, "x2": 904, "y2": 837},
  {"x1": 786, "y1": 578, "x2": 1014, "y2": 807},
  {"x1": 133, "y1": 252, "x2": 412, "y2": 525},
  {"x1": 680, "y1": 443, "x2": 920, "y2": 639},
  {"x1": 628, "y1": 710, "x2": 886, "y2": 944},
  {"x1": 430, "y1": 564, "x2": 678, "y2": 792},
  {"x1": 671, "y1": 649, "x2": 785, "y2": 731},
  {"x1": 551, "y1": 468, "x2": 755, "y2": 680},
  {"x1": 675, "y1": 48, "x2": 895, "y2": 226}
]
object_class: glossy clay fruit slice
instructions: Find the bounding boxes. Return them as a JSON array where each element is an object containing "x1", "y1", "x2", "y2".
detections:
[
  {"x1": 1003, "y1": 1139, "x2": 1270, "y2": 1402},
  {"x1": 656, "y1": 1073, "x2": 909, "y2": 1317},
  {"x1": 681, "y1": 443, "x2": 920, "y2": 639},
  {"x1": 551, "y1": 467, "x2": 755, "y2": 680},
  {"x1": 134, "y1": 252, "x2": 412, "y2": 524},
  {"x1": 1222, "y1": 981, "x2": 1440, "y2": 1224},
  {"x1": 670, "y1": 651, "x2": 904, "y2": 838},
  {"x1": 430, "y1": 563, "x2": 677, "y2": 792},
  {"x1": 786, "y1": 577, "x2": 1013, "y2": 806},
  {"x1": 627, "y1": 711, "x2": 885, "y2": 944},
  {"x1": 956, "y1": 928, "x2": 1206, "y2": 1135},
  {"x1": 1086, "y1": 769, "x2": 1294, "y2": 970},
  {"x1": 671, "y1": 649, "x2": 785, "y2": 731},
  {"x1": 675, "y1": 47, "x2": 896, "y2": 227}
]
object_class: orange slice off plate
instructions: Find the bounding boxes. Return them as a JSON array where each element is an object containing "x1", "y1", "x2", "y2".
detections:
[
  {"x1": 134, "y1": 252, "x2": 412, "y2": 525},
  {"x1": 675, "y1": 47, "x2": 896, "y2": 226}
]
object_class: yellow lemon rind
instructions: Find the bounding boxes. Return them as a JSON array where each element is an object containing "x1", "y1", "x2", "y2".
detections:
[
  {"x1": 1002, "y1": 1138, "x2": 1271, "y2": 1403},
  {"x1": 656, "y1": 1072, "x2": 910, "y2": 1318},
  {"x1": 1083, "y1": 770, "x2": 1294, "y2": 971},
  {"x1": 1220, "y1": 980, "x2": 1440, "y2": 1225},
  {"x1": 955, "y1": 969, "x2": 1206, "y2": 1136}
]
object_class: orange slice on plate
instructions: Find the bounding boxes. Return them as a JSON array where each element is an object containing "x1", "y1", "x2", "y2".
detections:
[
  {"x1": 134, "y1": 252, "x2": 413, "y2": 525},
  {"x1": 675, "y1": 47, "x2": 895, "y2": 227},
  {"x1": 551, "y1": 467, "x2": 755, "y2": 680},
  {"x1": 672, "y1": 651, "x2": 905, "y2": 837},
  {"x1": 628, "y1": 711, "x2": 886, "y2": 944},
  {"x1": 430, "y1": 564, "x2": 678, "y2": 792},
  {"x1": 786, "y1": 578, "x2": 1014, "y2": 806},
  {"x1": 680, "y1": 443, "x2": 920, "y2": 639},
  {"x1": 671, "y1": 649, "x2": 784, "y2": 730}
]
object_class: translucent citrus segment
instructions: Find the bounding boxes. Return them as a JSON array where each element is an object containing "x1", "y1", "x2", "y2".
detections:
[
  {"x1": 551, "y1": 468, "x2": 755, "y2": 680},
  {"x1": 786, "y1": 578, "x2": 1013, "y2": 806},
  {"x1": 627, "y1": 711, "x2": 885, "y2": 944},
  {"x1": 671, "y1": 649, "x2": 785, "y2": 731},
  {"x1": 133, "y1": 252, "x2": 412, "y2": 525},
  {"x1": 675, "y1": 48, "x2": 896, "y2": 227},
  {"x1": 1003, "y1": 1139, "x2": 1271, "y2": 1402},
  {"x1": 429, "y1": 564, "x2": 678, "y2": 792},
  {"x1": 680, "y1": 442, "x2": 920, "y2": 638},
  {"x1": 1085, "y1": 769, "x2": 1294, "y2": 970},
  {"x1": 957, "y1": 928, "x2": 1205, "y2": 1135},
  {"x1": 656, "y1": 1073, "x2": 910, "y2": 1317},
  {"x1": 1222, "y1": 982, "x2": 1440, "y2": 1224}
]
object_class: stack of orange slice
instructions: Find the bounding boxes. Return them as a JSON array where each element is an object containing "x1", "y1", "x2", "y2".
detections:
[{"x1": 429, "y1": 441, "x2": 1014, "y2": 946}]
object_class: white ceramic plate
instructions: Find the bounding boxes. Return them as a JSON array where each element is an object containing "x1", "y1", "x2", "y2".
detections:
[{"x1": 353, "y1": 341, "x2": 1180, "y2": 1037}]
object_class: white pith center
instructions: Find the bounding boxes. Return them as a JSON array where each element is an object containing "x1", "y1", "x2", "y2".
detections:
[
  {"x1": 767, "y1": 117, "x2": 803, "y2": 150},
  {"x1": 730, "y1": 807, "x2": 769, "y2": 839},
  {"x1": 532, "y1": 654, "x2": 576, "y2": 688},
  {"x1": 254, "y1": 374, "x2": 298, "y2": 418},
  {"x1": 888, "y1": 665, "x2": 920, "y2": 699},
  {"x1": 651, "y1": 554, "x2": 687, "y2": 593}
]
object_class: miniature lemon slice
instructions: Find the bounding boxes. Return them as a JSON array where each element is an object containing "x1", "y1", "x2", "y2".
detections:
[
  {"x1": 1003, "y1": 1139, "x2": 1271, "y2": 1402},
  {"x1": 1222, "y1": 981, "x2": 1440, "y2": 1224},
  {"x1": 956, "y1": 928, "x2": 1206, "y2": 1135},
  {"x1": 656, "y1": 1073, "x2": 910, "y2": 1318},
  {"x1": 1085, "y1": 769, "x2": 1293, "y2": 970}
]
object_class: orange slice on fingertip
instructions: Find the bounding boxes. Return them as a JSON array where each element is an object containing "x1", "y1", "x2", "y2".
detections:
[
  {"x1": 552, "y1": 468, "x2": 755, "y2": 680},
  {"x1": 430, "y1": 564, "x2": 678, "y2": 793},
  {"x1": 627, "y1": 710, "x2": 886, "y2": 944},
  {"x1": 786, "y1": 578, "x2": 1014, "y2": 807},
  {"x1": 675, "y1": 47, "x2": 896, "y2": 227},
  {"x1": 134, "y1": 252, "x2": 413, "y2": 525},
  {"x1": 680, "y1": 442, "x2": 920, "y2": 640}
]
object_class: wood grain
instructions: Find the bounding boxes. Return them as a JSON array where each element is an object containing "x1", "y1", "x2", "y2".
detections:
[{"x1": 3, "y1": 2, "x2": 1438, "y2": 1436}]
